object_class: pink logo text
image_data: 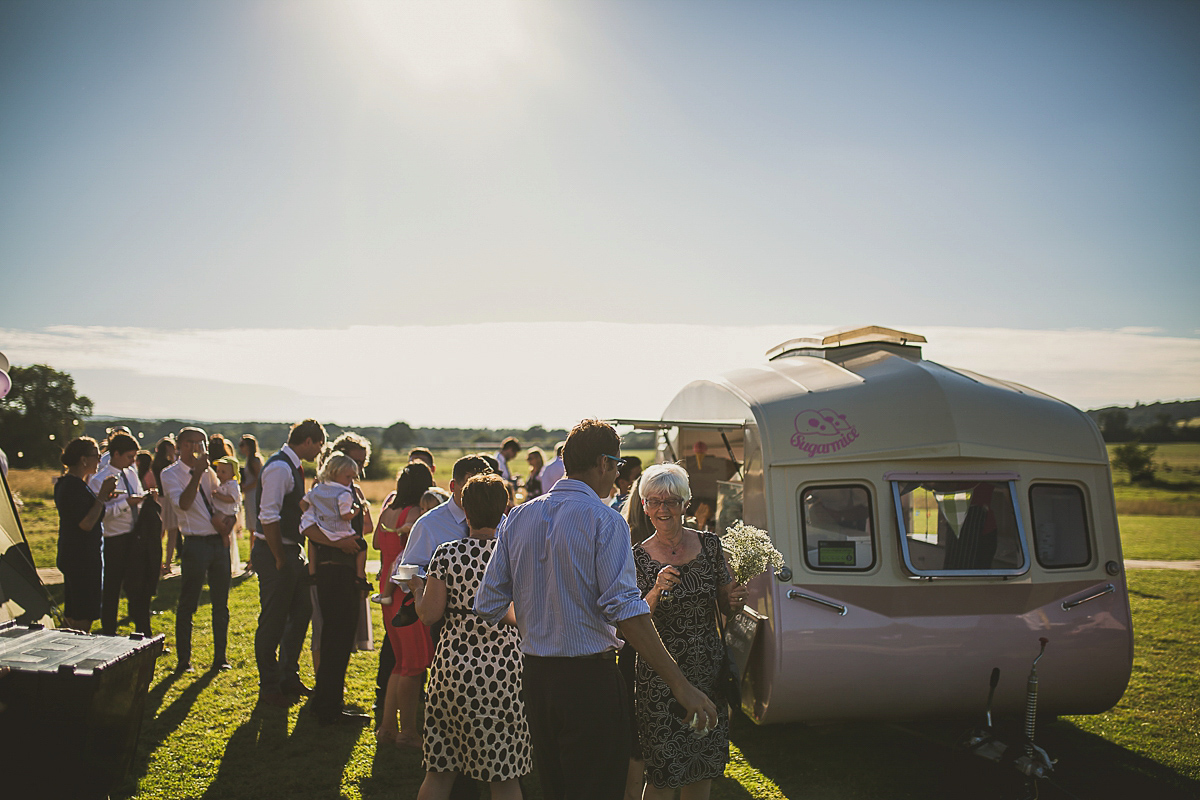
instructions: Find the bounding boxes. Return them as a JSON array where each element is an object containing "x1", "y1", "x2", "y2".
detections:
[{"x1": 790, "y1": 408, "x2": 859, "y2": 458}]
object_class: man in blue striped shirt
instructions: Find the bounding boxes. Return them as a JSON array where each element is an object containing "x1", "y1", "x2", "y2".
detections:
[{"x1": 477, "y1": 419, "x2": 717, "y2": 800}]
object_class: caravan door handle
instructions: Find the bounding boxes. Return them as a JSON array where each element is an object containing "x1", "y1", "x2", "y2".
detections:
[
  {"x1": 787, "y1": 590, "x2": 847, "y2": 616},
  {"x1": 1061, "y1": 583, "x2": 1115, "y2": 611}
]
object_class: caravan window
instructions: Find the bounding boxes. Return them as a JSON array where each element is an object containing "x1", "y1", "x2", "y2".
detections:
[
  {"x1": 1029, "y1": 484, "x2": 1091, "y2": 568},
  {"x1": 800, "y1": 485, "x2": 875, "y2": 571},
  {"x1": 892, "y1": 479, "x2": 1028, "y2": 576}
]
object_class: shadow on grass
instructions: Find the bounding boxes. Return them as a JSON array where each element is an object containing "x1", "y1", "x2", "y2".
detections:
[
  {"x1": 357, "y1": 730, "x2": 426, "y2": 799},
  {"x1": 112, "y1": 668, "x2": 219, "y2": 799},
  {"x1": 1034, "y1": 718, "x2": 1199, "y2": 800},
  {"x1": 730, "y1": 713, "x2": 1200, "y2": 800},
  {"x1": 730, "y1": 714, "x2": 1000, "y2": 800}
]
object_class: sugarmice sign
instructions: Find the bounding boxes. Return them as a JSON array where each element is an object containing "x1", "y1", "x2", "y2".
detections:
[{"x1": 790, "y1": 408, "x2": 859, "y2": 458}]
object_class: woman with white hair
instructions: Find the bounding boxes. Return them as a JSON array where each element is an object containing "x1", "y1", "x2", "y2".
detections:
[{"x1": 632, "y1": 463, "x2": 747, "y2": 799}]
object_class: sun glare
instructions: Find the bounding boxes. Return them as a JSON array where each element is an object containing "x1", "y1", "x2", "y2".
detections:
[{"x1": 346, "y1": 0, "x2": 547, "y2": 91}]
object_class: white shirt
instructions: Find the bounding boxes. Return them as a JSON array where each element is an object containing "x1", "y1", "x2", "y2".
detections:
[
  {"x1": 90, "y1": 462, "x2": 144, "y2": 537},
  {"x1": 496, "y1": 451, "x2": 514, "y2": 481},
  {"x1": 161, "y1": 460, "x2": 220, "y2": 537},
  {"x1": 401, "y1": 496, "x2": 468, "y2": 577},
  {"x1": 304, "y1": 482, "x2": 356, "y2": 541},
  {"x1": 213, "y1": 478, "x2": 241, "y2": 516},
  {"x1": 539, "y1": 456, "x2": 565, "y2": 492},
  {"x1": 255, "y1": 444, "x2": 303, "y2": 541}
]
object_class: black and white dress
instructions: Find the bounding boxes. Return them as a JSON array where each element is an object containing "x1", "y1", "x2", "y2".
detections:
[
  {"x1": 633, "y1": 530, "x2": 732, "y2": 788},
  {"x1": 424, "y1": 537, "x2": 532, "y2": 782}
]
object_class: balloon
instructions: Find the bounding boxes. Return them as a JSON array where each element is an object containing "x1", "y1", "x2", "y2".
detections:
[{"x1": 0, "y1": 369, "x2": 9, "y2": 400}]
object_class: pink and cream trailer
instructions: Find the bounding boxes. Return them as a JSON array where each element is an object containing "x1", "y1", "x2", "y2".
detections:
[{"x1": 619, "y1": 325, "x2": 1132, "y2": 725}]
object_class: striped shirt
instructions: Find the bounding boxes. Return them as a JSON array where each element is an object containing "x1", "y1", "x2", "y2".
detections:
[{"x1": 475, "y1": 478, "x2": 650, "y2": 657}]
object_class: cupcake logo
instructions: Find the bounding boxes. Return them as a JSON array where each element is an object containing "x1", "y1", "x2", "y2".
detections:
[{"x1": 790, "y1": 408, "x2": 859, "y2": 458}]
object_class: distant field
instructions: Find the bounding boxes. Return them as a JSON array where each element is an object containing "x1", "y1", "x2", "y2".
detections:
[
  {"x1": 1104, "y1": 443, "x2": 1199, "y2": 516},
  {"x1": 1118, "y1": 516, "x2": 1200, "y2": 561}
]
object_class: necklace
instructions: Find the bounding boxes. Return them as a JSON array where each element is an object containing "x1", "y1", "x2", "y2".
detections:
[{"x1": 664, "y1": 531, "x2": 688, "y2": 556}]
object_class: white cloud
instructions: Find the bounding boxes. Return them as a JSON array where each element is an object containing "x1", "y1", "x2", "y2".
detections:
[{"x1": 2, "y1": 323, "x2": 1197, "y2": 427}]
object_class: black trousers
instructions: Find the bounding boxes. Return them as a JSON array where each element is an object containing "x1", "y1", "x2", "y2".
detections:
[
  {"x1": 523, "y1": 654, "x2": 630, "y2": 800},
  {"x1": 312, "y1": 562, "x2": 359, "y2": 721},
  {"x1": 374, "y1": 629, "x2": 395, "y2": 724},
  {"x1": 101, "y1": 532, "x2": 156, "y2": 635}
]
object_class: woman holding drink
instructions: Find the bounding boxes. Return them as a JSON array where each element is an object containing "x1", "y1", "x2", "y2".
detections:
[{"x1": 55, "y1": 437, "x2": 118, "y2": 632}]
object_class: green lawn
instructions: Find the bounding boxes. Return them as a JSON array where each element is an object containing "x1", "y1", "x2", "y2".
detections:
[
  {"x1": 1119, "y1": 516, "x2": 1200, "y2": 561},
  {"x1": 1065, "y1": 570, "x2": 1200, "y2": 788},
  {"x1": 12, "y1": 465, "x2": 1200, "y2": 798},
  {"x1": 44, "y1": 567, "x2": 1192, "y2": 800}
]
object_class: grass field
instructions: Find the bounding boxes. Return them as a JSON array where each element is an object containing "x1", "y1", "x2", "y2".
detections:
[
  {"x1": 1110, "y1": 443, "x2": 1200, "y2": 516},
  {"x1": 1119, "y1": 516, "x2": 1200, "y2": 561},
  {"x1": 26, "y1": 556, "x2": 1197, "y2": 800},
  {"x1": 8, "y1": 451, "x2": 1200, "y2": 799}
]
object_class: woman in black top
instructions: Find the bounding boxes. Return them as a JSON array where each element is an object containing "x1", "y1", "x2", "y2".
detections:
[{"x1": 55, "y1": 437, "x2": 118, "y2": 631}]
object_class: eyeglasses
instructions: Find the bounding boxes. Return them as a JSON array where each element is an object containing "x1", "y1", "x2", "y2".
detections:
[
  {"x1": 602, "y1": 454, "x2": 626, "y2": 467},
  {"x1": 643, "y1": 497, "x2": 684, "y2": 510}
]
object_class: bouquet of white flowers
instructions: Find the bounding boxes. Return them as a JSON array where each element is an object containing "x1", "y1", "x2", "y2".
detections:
[{"x1": 721, "y1": 521, "x2": 784, "y2": 585}]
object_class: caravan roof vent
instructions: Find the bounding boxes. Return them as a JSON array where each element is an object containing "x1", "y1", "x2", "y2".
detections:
[{"x1": 766, "y1": 325, "x2": 927, "y2": 363}]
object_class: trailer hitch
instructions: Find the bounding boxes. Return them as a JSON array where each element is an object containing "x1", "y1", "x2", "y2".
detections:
[{"x1": 964, "y1": 638, "x2": 1055, "y2": 798}]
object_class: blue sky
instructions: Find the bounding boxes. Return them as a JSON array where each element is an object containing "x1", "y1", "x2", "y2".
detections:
[{"x1": 1, "y1": 1, "x2": 1197, "y2": 426}]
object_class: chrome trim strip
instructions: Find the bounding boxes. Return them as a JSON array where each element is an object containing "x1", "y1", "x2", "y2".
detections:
[
  {"x1": 787, "y1": 589, "x2": 847, "y2": 616},
  {"x1": 1061, "y1": 583, "x2": 1115, "y2": 611}
]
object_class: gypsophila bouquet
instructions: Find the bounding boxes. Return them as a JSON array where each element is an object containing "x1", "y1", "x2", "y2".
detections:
[{"x1": 721, "y1": 521, "x2": 784, "y2": 585}]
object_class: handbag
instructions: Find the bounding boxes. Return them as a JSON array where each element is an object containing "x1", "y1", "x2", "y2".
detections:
[
  {"x1": 391, "y1": 591, "x2": 419, "y2": 627},
  {"x1": 710, "y1": 539, "x2": 742, "y2": 709},
  {"x1": 713, "y1": 596, "x2": 742, "y2": 709}
]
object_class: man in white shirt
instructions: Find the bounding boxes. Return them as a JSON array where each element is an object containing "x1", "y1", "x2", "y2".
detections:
[
  {"x1": 400, "y1": 454, "x2": 491, "y2": 577},
  {"x1": 538, "y1": 441, "x2": 566, "y2": 492},
  {"x1": 161, "y1": 426, "x2": 230, "y2": 673},
  {"x1": 495, "y1": 436, "x2": 521, "y2": 487},
  {"x1": 252, "y1": 419, "x2": 326, "y2": 707},
  {"x1": 89, "y1": 432, "x2": 150, "y2": 636}
]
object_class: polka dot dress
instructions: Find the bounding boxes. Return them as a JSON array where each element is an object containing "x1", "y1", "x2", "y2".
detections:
[{"x1": 424, "y1": 537, "x2": 532, "y2": 781}]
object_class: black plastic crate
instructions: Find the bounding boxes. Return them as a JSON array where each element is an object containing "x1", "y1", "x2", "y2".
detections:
[{"x1": 0, "y1": 621, "x2": 164, "y2": 800}]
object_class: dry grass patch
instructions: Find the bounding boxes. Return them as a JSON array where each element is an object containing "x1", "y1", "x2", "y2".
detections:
[{"x1": 5, "y1": 467, "x2": 58, "y2": 502}]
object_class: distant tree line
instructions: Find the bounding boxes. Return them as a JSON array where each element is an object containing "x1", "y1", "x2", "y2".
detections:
[
  {"x1": 1089, "y1": 399, "x2": 1200, "y2": 443},
  {"x1": 2, "y1": 363, "x2": 654, "y2": 470}
]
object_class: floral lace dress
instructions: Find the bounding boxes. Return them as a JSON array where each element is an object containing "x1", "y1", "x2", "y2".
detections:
[{"x1": 633, "y1": 530, "x2": 732, "y2": 788}]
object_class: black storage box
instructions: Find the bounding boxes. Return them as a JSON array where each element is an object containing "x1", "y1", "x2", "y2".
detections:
[{"x1": 0, "y1": 621, "x2": 164, "y2": 799}]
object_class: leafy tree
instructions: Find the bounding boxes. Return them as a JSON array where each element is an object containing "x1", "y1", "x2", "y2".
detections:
[
  {"x1": 1099, "y1": 409, "x2": 1134, "y2": 442},
  {"x1": 1111, "y1": 442, "x2": 1156, "y2": 485},
  {"x1": 382, "y1": 421, "x2": 415, "y2": 452},
  {"x1": 0, "y1": 365, "x2": 94, "y2": 468},
  {"x1": 1141, "y1": 412, "x2": 1177, "y2": 443}
]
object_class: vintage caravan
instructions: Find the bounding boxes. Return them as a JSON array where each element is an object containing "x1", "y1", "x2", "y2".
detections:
[{"x1": 618, "y1": 325, "x2": 1132, "y2": 726}]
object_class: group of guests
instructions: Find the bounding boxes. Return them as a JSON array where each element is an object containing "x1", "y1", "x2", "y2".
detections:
[
  {"x1": 53, "y1": 420, "x2": 381, "y2": 723},
  {"x1": 378, "y1": 420, "x2": 746, "y2": 800},
  {"x1": 53, "y1": 417, "x2": 746, "y2": 800}
]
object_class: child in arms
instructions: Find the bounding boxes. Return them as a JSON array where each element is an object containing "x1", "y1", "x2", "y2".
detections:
[
  {"x1": 303, "y1": 453, "x2": 370, "y2": 590},
  {"x1": 211, "y1": 456, "x2": 241, "y2": 545}
]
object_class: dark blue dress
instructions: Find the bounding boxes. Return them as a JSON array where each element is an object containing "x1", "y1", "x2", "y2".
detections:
[{"x1": 55, "y1": 473, "x2": 104, "y2": 620}]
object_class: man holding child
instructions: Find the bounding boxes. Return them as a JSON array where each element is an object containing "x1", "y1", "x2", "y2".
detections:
[{"x1": 252, "y1": 418, "x2": 326, "y2": 707}]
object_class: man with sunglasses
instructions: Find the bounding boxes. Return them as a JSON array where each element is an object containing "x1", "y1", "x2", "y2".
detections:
[{"x1": 477, "y1": 418, "x2": 718, "y2": 800}]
